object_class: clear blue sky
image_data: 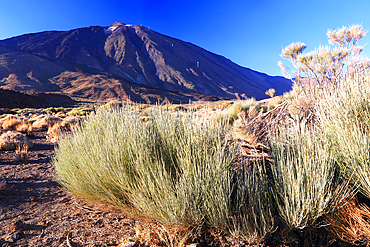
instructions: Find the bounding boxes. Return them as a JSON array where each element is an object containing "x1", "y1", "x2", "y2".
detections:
[{"x1": 1, "y1": 0, "x2": 369, "y2": 76}]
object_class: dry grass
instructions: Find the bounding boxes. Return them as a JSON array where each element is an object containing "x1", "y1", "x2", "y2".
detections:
[
  {"x1": 124, "y1": 223, "x2": 193, "y2": 247},
  {"x1": 2, "y1": 117, "x2": 22, "y2": 130},
  {"x1": 32, "y1": 115, "x2": 63, "y2": 130},
  {"x1": 325, "y1": 198, "x2": 370, "y2": 246},
  {"x1": 15, "y1": 144, "x2": 29, "y2": 163},
  {"x1": 1, "y1": 117, "x2": 33, "y2": 134},
  {"x1": 47, "y1": 120, "x2": 74, "y2": 143},
  {"x1": 0, "y1": 131, "x2": 33, "y2": 151},
  {"x1": 239, "y1": 100, "x2": 290, "y2": 145}
]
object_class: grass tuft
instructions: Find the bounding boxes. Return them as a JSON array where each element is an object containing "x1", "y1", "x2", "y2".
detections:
[
  {"x1": 317, "y1": 73, "x2": 370, "y2": 199},
  {"x1": 270, "y1": 126, "x2": 350, "y2": 230}
]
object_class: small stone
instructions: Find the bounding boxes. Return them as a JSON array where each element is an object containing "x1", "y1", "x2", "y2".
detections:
[
  {"x1": 7, "y1": 220, "x2": 24, "y2": 232},
  {"x1": 0, "y1": 181, "x2": 7, "y2": 190},
  {"x1": 121, "y1": 241, "x2": 139, "y2": 247},
  {"x1": 12, "y1": 231, "x2": 24, "y2": 240},
  {"x1": 29, "y1": 196, "x2": 38, "y2": 202}
]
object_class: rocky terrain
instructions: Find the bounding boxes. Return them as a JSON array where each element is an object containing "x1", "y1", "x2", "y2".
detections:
[
  {"x1": 0, "y1": 110, "x2": 167, "y2": 247},
  {"x1": 0, "y1": 22, "x2": 291, "y2": 103},
  {"x1": 0, "y1": 105, "x2": 261, "y2": 247},
  {"x1": 0, "y1": 130, "x2": 144, "y2": 247}
]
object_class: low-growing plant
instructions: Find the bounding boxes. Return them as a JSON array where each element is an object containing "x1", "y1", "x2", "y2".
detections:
[
  {"x1": 240, "y1": 98, "x2": 256, "y2": 113},
  {"x1": 325, "y1": 198, "x2": 370, "y2": 246},
  {"x1": 318, "y1": 73, "x2": 370, "y2": 200},
  {"x1": 67, "y1": 107, "x2": 91, "y2": 116},
  {"x1": 227, "y1": 104, "x2": 242, "y2": 122},
  {"x1": 1, "y1": 116, "x2": 33, "y2": 134},
  {"x1": 15, "y1": 144, "x2": 29, "y2": 163},
  {"x1": 2, "y1": 117, "x2": 22, "y2": 130},
  {"x1": 228, "y1": 162, "x2": 275, "y2": 243},
  {"x1": 270, "y1": 127, "x2": 351, "y2": 230},
  {"x1": 0, "y1": 131, "x2": 33, "y2": 151},
  {"x1": 265, "y1": 88, "x2": 275, "y2": 98},
  {"x1": 42, "y1": 107, "x2": 59, "y2": 115},
  {"x1": 221, "y1": 101, "x2": 234, "y2": 109},
  {"x1": 54, "y1": 104, "x2": 276, "y2": 244}
]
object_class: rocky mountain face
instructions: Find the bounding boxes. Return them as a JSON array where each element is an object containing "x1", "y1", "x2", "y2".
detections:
[{"x1": 0, "y1": 22, "x2": 291, "y2": 103}]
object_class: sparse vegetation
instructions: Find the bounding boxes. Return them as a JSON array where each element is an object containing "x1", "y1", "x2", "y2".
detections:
[
  {"x1": 3, "y1": 23, "x2": 370, "y2": 246},
  {"x1": 0, "y1": 131, "x2": 33, "y2": 151}
]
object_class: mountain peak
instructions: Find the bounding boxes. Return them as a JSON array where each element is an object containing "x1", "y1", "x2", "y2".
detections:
[
  {"x1": 0, "y1": 23, "x2": 292, "y2": 103},
  {"x1": 109, "y1": 22, "x2": 125, "y2": 27},
  {"x1": 106, "y1": 22, "x2": 125, "y2": 34}
]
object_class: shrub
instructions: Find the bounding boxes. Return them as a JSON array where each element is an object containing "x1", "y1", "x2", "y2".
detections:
[
  {"x1": 42, "y1": 107, "x2": 58, "y2": 115},
  {"x1": 317, "y1": 73, "x2": 370, "y2": 199},
  {"x1": 240, "y1": 98, "x2": 256, "y2": 113},
  {"x1": 0, "y1": 131, "x2": 33, "y2": 151},
  {"x1": 279, "y1": 24, "x2": 370, "y2": 96},
  {"x1": 53, "y1": 104, "x2": 275, "y2": 244},
  {"x1": 47, "y1": 120, "x2": 74, "y2": 143},
  {"x1": 32, "y1": 115, "x2": 63, "y2": 130},
  {"x1": 2, "y1": 117, "x2": 22, "y2": 130},
  {"x1": 227, "y1": 104, "x2": 242, "y2": 122},
  {"x1": 15, "y1": 144, "x2": 29, "y2": 163},
  {"x1": 270, "y1": 127, "x2": 350, "y2": 229},
  {"x1": 1, "y1": 117, "x2": 33, "y2": 134},
  {"x1": 54, "y1": 105, "x2": 236, "y2": 224},
  {"x1": 265, "y1": 88, "x2": 275, "y2": 98},
  {"x1": 228, "y1": 162, "x2": 275, "y2": 243},
  {"x1": 221, "y1": 101, "x2": 234, "y2": 109}
]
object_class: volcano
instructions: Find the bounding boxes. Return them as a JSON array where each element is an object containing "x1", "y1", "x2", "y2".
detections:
[{"x1": 0, "y1": 22, "x2": 291, "y2": 103}]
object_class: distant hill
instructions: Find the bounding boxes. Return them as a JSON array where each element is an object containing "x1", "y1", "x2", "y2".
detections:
[
  {"x1": 0, "y1": 22, "x2": 291, "y2": 103},
  {"x1": 0, "y1": 89, "x2": 76, "y2": 109}
]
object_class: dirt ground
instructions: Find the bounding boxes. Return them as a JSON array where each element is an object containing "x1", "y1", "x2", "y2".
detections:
[{"x1": 0, "y1": 130, "x2": 145, "y2": 247}]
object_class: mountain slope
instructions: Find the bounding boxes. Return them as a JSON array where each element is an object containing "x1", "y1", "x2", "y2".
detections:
[{"x1": 0, "y1": 22, "x2": 291, "y2": 102}]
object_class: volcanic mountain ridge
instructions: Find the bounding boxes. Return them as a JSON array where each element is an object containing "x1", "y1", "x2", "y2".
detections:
[{"x1": 0, "y1": 22, "x2": 292, "y2": 103}]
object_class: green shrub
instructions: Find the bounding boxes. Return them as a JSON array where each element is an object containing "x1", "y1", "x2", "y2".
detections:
[
  {"x1": 270, "y1": 127, "x2": 350, "y2": 229},
  {"x1": 240, "y1": 98, "x2": 256, "y2": 113},
  {"x1": 227, "y1": 104, "x2": 242, "y2": 122},
  {"x1": 318, "y1": 73, "x2": 370, "y2": 199},
  {"x1": 67, "y1": 108, "x2": 89, "y2": 116},
  {"x1": 53, "y1": 104, "x2": 276, "y2": 243},
  {"x1": 221, "y1": 101, "x2": 234, "y2": 109},
  {"x1": 229, "y1": 162, "x2": 275, "y2": 243}
]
